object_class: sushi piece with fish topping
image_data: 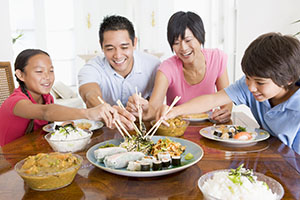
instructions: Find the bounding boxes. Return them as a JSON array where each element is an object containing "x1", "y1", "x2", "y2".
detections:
[{"x1": 234, "y1": 132, "x2": 253, "y2": 140}]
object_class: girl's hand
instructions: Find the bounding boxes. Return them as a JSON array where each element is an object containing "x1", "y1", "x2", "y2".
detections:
[
  {"x1": 211, "y1": 108, "x2": 231, "y2": 123},
  {"x1": 113, "y1": 105, "x2": 136, "y2": 130},
  {"x1": 87, "y1": 103, "x2": 119, "y2": 128},
  {"x1": 126, "y1": 94, "x2": 149, "y2": 117}
]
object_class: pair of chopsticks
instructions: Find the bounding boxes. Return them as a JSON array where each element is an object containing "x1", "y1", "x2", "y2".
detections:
[
  {"x1": 143, "y1": 96, "x2": 181, "y2": 139},
  {"x1": 116, "y1": 99, "x2": 143, "y2": 137},
  {"x1": 97, "y1": 96, "x2": 132, "y2": 139},
  {"x1": 135, "y1": 87, "x2": 143, "y2": 132}
]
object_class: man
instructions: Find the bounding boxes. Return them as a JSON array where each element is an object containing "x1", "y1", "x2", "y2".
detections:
[{"x1": 78, "y1": 15, "x2": 160, "y2": 108}]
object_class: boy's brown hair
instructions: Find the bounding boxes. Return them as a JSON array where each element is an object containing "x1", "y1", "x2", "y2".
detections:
[{"x1": 241, "y1": 32, "x2": 300, "y2": 90}]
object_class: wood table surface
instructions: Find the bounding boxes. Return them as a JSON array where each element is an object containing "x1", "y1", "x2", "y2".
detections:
[{"x1": 0, "y1": 112, "x2": 299, "y2": 200}]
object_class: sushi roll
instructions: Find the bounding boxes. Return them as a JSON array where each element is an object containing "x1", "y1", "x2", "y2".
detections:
[
  {"x1": 162, "y1": 158, "x2": 171, "y2": 168},
  {"x1": 228, "y1": 132, "x2": 234, "y2": 138},
  {"x1": 141, "y1": 162, "x2": 151, "y2": 171},
  {"x1": 158, "y1": 152, "x2": 171, "y2": 161},
  {"x1": 171, "y1": 156, "x2": 181, "y2": 166},
  {"x1": 213, "y1": 130, "x2": 222, "y2": 137},
  {"x1": 152, "y1": 160, "x2": 162, "y2": 171},
  {"x1": 141, "y1": 156, "x2": 156, "y2": 167},
  {"x1": 127, "y1": 160, "x2": 142, "y2": 171}
]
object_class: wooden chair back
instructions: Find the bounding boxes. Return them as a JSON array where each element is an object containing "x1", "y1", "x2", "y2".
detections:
[{"x1": 0, "y1": 62, "x2": 15, "y2": 106}]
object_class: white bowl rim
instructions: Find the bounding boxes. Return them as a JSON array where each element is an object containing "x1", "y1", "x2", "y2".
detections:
[
  {"x1": 44, "y1": 130, "x2": 93, "y2": 142},
  {"x1": 198, "y1": 169, "x2": 284, "y2": 200}
]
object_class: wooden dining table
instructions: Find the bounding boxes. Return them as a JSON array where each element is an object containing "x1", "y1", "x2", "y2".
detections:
[{"x1": 0, "y1": 112, "x2": 299, "y2": 200}]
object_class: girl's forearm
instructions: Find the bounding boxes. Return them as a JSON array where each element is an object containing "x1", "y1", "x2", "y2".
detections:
[{"x1": 42, "y1": 104, "x2": 87, "y2": 122}]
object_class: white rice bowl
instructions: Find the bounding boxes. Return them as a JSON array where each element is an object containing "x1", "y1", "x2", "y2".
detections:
[
  {"x1": 45, "y1": 125, "x2": 93, "y2": 153},
  {"x1": 198, "y1": 169, "x2": 284, "y2": 200}
]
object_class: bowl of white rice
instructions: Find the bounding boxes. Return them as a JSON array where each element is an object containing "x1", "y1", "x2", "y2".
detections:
[
  {"x1": 45, "y1": 123, "x2": 93, "y2": 153},
  {"x1": 198, "y1": 165, "x2": 284, "y2": 200}
]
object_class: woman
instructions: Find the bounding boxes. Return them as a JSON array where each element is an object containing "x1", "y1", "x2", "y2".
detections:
[{"x1": 127, "y1": 11, "x2": 232, "y2": 123}]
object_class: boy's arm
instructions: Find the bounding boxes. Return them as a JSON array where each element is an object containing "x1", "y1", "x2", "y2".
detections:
[
  {"x1": 161, "y1": 89, "x2": 232, "y2": 120},
  {"x1": 79, "y1": 83, "x2": 103, "y2": 108}
]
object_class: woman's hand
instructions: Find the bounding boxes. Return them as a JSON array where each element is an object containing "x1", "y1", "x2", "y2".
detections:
[
  {"x1": 86, "y1": 103, "x2": 119, "y2": 128},
  {"x1": 126, "y1": 94, "x2": 149, "y2": 117},
  {"x1": 155, "y1": 104, "x2": 181, "y2": 126}
]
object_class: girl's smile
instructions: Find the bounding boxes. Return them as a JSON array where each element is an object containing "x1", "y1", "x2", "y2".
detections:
[{"x1": 16, "y1": 53, "x2": 55, "y2": 102}]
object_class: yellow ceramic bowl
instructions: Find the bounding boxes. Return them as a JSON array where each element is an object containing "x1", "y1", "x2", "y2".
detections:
[
  {"x1": 15, "y1": 152, "x2": 83, "y2": 191},
  {"x1": 151, "y1": 117, "x2": 189, "y2": 137}
]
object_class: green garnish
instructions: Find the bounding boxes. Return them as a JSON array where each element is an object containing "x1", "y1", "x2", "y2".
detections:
[
  {"x1": 98, "y1": 143, "x2": 117, "y2": 148},
  {"x1": 263, "y1": 181, "x2": 269, "y2": 189},
  {"x1": 228, "y1": 164, "x2": 255, "y2": 185},
  {"x1": 184, "y1": 153, "x2": 194, "y2": 160},
  {"x1": 228, "y1": 186, "x2": 234, "y2": 194},
  {"x1": 237, "y1": 126, "x2": 247, "y2": 132}
]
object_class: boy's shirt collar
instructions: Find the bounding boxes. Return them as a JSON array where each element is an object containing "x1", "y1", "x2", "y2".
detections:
[{"x1": 264, "y1": 88, "x2": 300, "y2": 111}]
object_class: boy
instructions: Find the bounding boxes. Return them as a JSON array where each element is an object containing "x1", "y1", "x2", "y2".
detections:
[{"x1": 158, "y1": 33, "x2": 300, "y2": 154}]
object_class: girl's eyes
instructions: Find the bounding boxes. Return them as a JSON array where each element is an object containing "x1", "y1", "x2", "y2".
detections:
[{"x1": 256, "y1": 82, "x2": 265, "y2": 85}]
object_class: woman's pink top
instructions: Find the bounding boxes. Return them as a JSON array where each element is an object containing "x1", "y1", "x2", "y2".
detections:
[
  {"x1": 0, "y1": 87, "x2": 53, "y2": 146},
  {"x1": 158, "y1": 48, "x2": 227, "y2": 105}
]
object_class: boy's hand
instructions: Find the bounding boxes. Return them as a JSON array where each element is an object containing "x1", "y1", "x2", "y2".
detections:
[{"x1": 211, "y1": 108, "x2": 231, "y2": 123}]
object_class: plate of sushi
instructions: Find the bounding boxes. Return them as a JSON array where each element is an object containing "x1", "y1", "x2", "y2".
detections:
[
  {"x1": 199, "y1": 125, "x2": 270, "y2": 146},
  {"x1": 43, "y1": 119, "x2": 104, "y2": 132},
  {"x1": 86, "y1": 136, "x2": 204, "y2": 177},
  {"x1": 181, "y1": 112, "x2": 211, "y2": 122}
]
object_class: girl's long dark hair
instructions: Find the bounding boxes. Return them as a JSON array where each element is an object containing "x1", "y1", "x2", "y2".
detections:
[{"x1": 14, "y1": 49, "x2": 50, "y2": 99}]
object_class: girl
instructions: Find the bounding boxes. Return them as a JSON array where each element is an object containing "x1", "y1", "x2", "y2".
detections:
[
  {"x1": 0, "y1": 49, "x2": 119, "y2": 146},
  {"x1": 126, "y1": 11, "x2": 232, "y2": 123},
  {"x1": 158, "y1": 33, "x2": 300, "y2": 154}
]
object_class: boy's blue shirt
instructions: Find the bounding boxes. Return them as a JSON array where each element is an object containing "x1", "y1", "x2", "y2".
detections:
[{"x1": 225, "y1": 76, "x2": 300, "y2": 154}]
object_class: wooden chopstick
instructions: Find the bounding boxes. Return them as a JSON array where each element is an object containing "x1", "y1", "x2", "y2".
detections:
[
  {"x1": 116, "y1": 100, "x2": 142, "y2": 137},
  {"x1": 135, "y1": 87, "x2": 143, "y2": 131},
  {"x1": 97, "y1": 96, "x2": 130, "y2": 139},
  {"x1": 144, "y1": 96, "x2": 181, "y2": 139}
]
